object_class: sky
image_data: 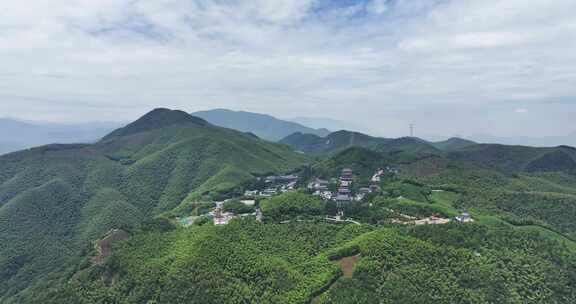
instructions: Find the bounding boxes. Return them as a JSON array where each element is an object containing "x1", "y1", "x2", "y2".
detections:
[{"x1": 1, "y1": 0, "x2": 575, "y2": 138}]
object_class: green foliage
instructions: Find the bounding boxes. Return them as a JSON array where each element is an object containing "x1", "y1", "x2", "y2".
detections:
[
  {"x1": 222, "y1": 200, "x2": 255, "y2": 214},
  {"x1": 375, "y1": 137, "x2": 442, "y2": 162},
  {"x1": 319, "y1": 225, "x2": 576, "y2": 304},
  {"x1": 260, "y1": 192, "x2": 326, "y2": 221},
  {"x1": 140, "y1": 217, "x2": 177, "y2": 233},
  {"x1": 382, "y1": 180, "x2": 432, "y2": 203},
  {"x1": 373, "y1": 197, "x2": 456, "y2": 218},
  {"x1": 36, "y1": 220, "x2": 347, "y2": 304},
  {"x1": 19, "y1": 220, "x2": 576, "y2": 304},
  {"x1": 315, "y1": 147, "x2": 388, "y2": 179},
  {"x1": 78, "y1": 188, "x2": 143, "y2": 240}
]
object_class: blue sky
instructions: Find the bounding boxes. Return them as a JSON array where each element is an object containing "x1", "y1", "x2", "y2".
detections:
[{"x1": 0, "y1": 0, "x2": 575, "y2": 138}]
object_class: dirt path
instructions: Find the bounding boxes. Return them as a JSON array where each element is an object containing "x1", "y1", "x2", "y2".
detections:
[
  {"x1": 309, "y1": 254, "x2": 361, "y2": 303},
  {"x1": 92, "y1": 229, "x2": 130, "y2": 265},
  {"x1": 340, "y1": 255, "x2": 360, "y2": 278}
]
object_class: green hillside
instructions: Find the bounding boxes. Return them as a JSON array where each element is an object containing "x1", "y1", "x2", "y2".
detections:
[
  {"x1": 406, "y1": 159, "x2": 576, "y2": 239},
  {"x1": 374, "y1": 137, "x2": 442, "y2": 162},
  {"x1": 314, "y1": 147, "x2": 389, "y2": 178},
  {"x1": 0, "y1": 108, "x2": 308, "y2": 302},
  {"x1": 29, "y1": 219, "x2": 576, "y2": 304}
]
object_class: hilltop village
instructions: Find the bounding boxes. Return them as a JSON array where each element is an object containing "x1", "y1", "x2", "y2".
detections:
[{"x1": 177, "y1": 166, "x2": 473, "y2": 227}]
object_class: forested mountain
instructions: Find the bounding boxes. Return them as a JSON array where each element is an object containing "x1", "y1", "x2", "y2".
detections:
[
  {"x1": 448, "y1": 144, "x2": 576, "y2": 173},
  {"x1": 0, "y1": 118, "x2": 120, "y2": 156},
  {"x1": 0, "y1": 108, "x2": 308, "y2": 303},
  {"x1": 3, "y1": 109, "x2": 576, "y2": 304},
  {"x1": 191, "y1": 109, "x2": 330, "y2": 141}
]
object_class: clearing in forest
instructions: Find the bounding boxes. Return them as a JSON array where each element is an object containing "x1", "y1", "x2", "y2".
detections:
[{"x1": 339, "y1": 255, "x2": 360, "y2": 278}]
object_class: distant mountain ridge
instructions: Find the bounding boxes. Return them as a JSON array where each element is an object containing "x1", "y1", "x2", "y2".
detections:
[
  {"x1": 191, "y1": 109, "x2": 330, "y2": 141},
  {"x1": 282, "y1": 129, "x2": 576, "y2": 174},
  {"x1": 0, "y1": 118, "x2": 120, "y2": 155},
  {"x1": 469, "y1": 133, "x2": 576, "y2": 148},
  {"x1": 287, "y1": 116, "x2": 369, "y2": 134},
  {"x1": 280, "y1": 131, "x2": 475, "y2": 155},
  {"x1": 448, "y1": 143, "x2": 576, "y2": 174}
]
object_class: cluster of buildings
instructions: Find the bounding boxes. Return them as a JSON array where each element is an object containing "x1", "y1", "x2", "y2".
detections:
[
  {"x1": 308, "y1": 169, "x2": 356, "y2": 206},
  {"x1": 309, "y1": 168, "x2": 387, "y2": 206},
  {"x1": 308, "y1": 178, "x2": 332, "y2": 200},
  {"x1": 245, "y1": 174, "x2": 300, "y2": 197},
  {"x1": 212, "y1": 203, "x2": 236, "y2": 225}
]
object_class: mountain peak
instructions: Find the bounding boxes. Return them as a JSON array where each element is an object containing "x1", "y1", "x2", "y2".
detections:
[{"x1": 103, "y1": 108, "x2": 209, "y2": 140}]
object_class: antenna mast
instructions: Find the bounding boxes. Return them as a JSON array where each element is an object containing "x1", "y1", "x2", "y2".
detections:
[{"x1": 410, "y1": 124, "x2": 415, "y2": 137}]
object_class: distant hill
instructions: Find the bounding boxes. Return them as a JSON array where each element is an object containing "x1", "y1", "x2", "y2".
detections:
[
  {"x1": 191, "y1": 109, "x2": 330, "y2": 141},
  {"x1": 469, "y1": 133, "x2": 576, "y2": 148},
  {"x1": 376, "y1": 137, "x2": 440, "y2": 155},
  {"x1": 0, "y1": 108, "x2": 308, "y2": 302},
  {"x1": 0, "y1": 118, "x2": 120, "y2": 155},
  {"x1": 448, "y1": 144, "x2": 576, "y2": 173},
  {"x1": 280, "y1": 130, "x2": 391, "y2": 154},
  {"x1": 287, "y1": 117, "x2": 368, "y2": 134},
  {"x1": 431, "y1": 137, "x2": 477, "y2": 151}
]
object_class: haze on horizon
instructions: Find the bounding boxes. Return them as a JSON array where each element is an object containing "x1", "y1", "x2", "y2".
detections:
[{"x1": 1, "y1": 0, "x2": 575, "y2": 139}]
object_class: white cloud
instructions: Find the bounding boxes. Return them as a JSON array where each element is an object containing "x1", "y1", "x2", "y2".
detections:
[
  {"x1": 0, "y1": 0, "x2": 575, "y2": 138},
  {"x1": 366, "y1": 0, "x2": 389, "y2": 15}
]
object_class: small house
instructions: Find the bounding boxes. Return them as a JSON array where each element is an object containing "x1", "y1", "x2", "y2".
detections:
[{"x1": 455, "y1": 212, "x2": 473, "y2": 223}]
